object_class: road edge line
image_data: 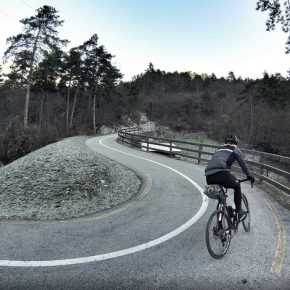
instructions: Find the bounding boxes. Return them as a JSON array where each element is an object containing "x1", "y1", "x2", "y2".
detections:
[{"x1": 254, "y1": 188, "x2": 286, "y2": 275}]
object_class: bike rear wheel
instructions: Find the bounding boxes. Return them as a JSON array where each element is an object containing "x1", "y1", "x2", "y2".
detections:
[
  {"x1": 241, "y1": 194, "x2": 250, "y2": 232},
  {"x1": 205, "y1": 209, "x2": 231, "y2": 259}
]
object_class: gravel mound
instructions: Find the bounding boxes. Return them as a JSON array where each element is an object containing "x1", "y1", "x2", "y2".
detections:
[{"x1": 0, "y1": 136, "x2": 141, "y2": 220}]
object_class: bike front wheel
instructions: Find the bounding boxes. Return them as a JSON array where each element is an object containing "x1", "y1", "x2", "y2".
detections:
[
  {"x1": 241, "y1": 194, "x2": 250, "y2": 232},
  {"x1": 205, "y1": 209, "x2": 231, "y2": 259}
]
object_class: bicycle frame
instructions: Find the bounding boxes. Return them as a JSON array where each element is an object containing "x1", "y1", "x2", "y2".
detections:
[
  {"x1": 216, "y1": 177, "x2": 253, "y2": 228},
  {"x1": 216, "y1": 189, "x2": 237, "y2": 232}
]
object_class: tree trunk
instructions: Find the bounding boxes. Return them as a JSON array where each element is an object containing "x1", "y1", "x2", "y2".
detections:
[
  {"x1": 88, "y1": 87, "x2": 92, "y2": 111},
  {"x1": 39, "y1": 91, "x2": 47, "y2": 128},
  {"x1": 93, "y1": 93, "x2": 96, "y2": 133},
  {"x1": 249, "y1": 91, "x2": 254, "y2": 142},
  {"x1": 92, "y1": 80, "x2": 99, "y2": 133},
  {"x1": 24, "y1": 82, "x2": 31, "y2": 128},
  {"x1": 69, "y1": 85, "x2": 79, "y2": 129},
  {"x1": 24, "y1": 25, "x2": 42, "y2": 128},
  {"x1": 66, "y1": 85, "x2": 71, "y2": 131}
]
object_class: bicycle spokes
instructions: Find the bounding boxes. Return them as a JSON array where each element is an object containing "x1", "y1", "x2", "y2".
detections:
[
  {"x1": 206, "y1": 210, "x2": 231, "y2": 259},
  {"x1": 205, "y1": 191, "x2": 251, "y2": 258},
  {"x1": 241, "y1": 195, "x2": 251, "y2": 232}
]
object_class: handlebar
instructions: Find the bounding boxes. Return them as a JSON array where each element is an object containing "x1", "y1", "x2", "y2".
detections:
[{"x1": 238, "y1": 178, "x2": 254, "y2": 188}]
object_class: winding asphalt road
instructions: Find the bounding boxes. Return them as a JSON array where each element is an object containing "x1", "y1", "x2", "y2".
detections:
[{"x1": 0, "y1": 135, "x2": 289, "y2": 289}]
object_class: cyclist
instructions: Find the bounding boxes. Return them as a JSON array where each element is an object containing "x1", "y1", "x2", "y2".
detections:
[{"x1": 205, "y1": 134, "x2": 255, "y2": 222}]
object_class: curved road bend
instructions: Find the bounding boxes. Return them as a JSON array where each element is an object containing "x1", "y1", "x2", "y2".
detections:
[{"x1": 0, "y1": 134, "x2": 289, "y2": 289}]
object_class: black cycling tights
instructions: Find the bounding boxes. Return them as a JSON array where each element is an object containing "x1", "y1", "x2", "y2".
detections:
[{"x1": 206, "y1": 171, "x2": 242, "y2": 212}]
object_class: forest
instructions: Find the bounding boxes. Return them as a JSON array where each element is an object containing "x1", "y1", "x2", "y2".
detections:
[{"x1": 0, "y1": 4, "x2": 290, "y2": 165}]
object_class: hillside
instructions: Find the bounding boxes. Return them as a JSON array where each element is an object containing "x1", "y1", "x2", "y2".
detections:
[{"x1": 0, "y1": 136, "x2": 141, "y2": 220}]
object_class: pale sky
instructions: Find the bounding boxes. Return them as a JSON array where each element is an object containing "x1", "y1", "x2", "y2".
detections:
[{"x1": 0, "y1": 0, "x2": 289, "y2": 81}]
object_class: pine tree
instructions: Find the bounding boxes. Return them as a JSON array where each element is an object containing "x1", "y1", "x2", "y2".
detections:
[
  {"x1": 256, "y1": 0, "x2": 290, "y2": 53},
  {"x1": 79, "y1": 34, "x2": 122, "y2": 132},
  {"x1": 3, "y1": 5, "x2": 68, "y2": 128}
]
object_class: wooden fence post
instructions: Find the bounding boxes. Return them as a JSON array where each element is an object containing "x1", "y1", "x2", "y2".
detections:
[
  {"x1": 198, "y1": 141, "x2": 203, "y2": 164},
  {"x1": 259, "y1": 153, "x2": 264, "y2": 183}
]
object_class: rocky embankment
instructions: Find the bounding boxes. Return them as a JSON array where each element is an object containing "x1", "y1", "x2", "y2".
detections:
[{"x1": 0, "y1": 136, "x2": 141, "y2": 221}]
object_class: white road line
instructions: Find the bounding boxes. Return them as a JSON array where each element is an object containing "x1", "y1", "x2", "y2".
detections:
[
  {"x1": 98, "y1": 135, "x2": 207, "y2": 195},
  {"x1": 0, "y1": 136, "x2": 208, "y2": 267}
]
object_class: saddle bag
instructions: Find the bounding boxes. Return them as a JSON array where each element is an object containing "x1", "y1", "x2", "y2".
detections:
[{"x1": 203, "y1": 184, "x2": 223, "y2": 199}]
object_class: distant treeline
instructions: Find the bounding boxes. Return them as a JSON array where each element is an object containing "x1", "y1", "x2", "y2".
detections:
[
  {"x1": 1, "y1": 62, "x2": 290, "y2": 164},
  {"x1": 123, "y1": 64, "x2": 290, "y2": 155}
]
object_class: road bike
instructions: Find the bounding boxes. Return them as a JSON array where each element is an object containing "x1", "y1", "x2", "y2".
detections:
[{"x1": 204, "y1": 178, "x2": 253, "y2": 259}]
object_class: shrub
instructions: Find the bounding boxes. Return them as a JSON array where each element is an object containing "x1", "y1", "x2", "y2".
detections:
[{"x1": 0, "y1": 125, "x2": 60, "y2": 165}]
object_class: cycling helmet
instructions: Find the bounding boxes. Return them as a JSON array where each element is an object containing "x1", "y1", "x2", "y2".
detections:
[{"x1": 225, "y1": 134, "x2": 239, "y2": 145}]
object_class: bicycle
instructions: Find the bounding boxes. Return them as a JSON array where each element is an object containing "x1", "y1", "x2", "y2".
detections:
[{"x1": 204, "y1": 178, "x2": 253, "y2": 259}]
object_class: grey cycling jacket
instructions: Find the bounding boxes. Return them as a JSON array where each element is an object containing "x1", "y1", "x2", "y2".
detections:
[{"x1": 205, "y1": 144, "x2": 250, "y2": 176}]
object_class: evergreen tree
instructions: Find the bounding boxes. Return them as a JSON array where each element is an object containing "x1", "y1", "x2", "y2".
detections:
[
  {"x1": 256, "y1": 0, "x2": 290, "y2": 53},
  {"x1": 227, "y1": 71, "x2": 236, "y2": 82},
  {"x1": 3, "y1": 5, "x2": 68, "y2": 128},
  {"x1": 79, "y1": 34, "x2": 122, "y2": 132}
]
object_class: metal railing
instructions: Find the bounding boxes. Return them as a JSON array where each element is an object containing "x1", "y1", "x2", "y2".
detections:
[{"x1": 118, "y1": 127, "x2": 290, "y2": 195}]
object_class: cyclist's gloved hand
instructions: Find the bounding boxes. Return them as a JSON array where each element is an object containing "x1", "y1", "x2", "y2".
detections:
[{"x1": 247, "y1": 175, "x2": 255, "y2": 183}]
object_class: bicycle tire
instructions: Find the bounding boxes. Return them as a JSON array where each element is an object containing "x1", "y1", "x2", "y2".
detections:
[
  {"x1": 205, "y1": 209, "x2": 231, "y2": 259},
  {"x1": 241, "y1": 194, "x2": 250, "y2": 232}
]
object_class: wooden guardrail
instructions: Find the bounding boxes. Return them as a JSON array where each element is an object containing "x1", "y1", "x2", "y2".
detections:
[{"x1": 118, "y1": 127, "x2": 290, "y2": 195}]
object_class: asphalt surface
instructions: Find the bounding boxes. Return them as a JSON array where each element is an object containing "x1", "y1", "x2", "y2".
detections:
[{"x1": 0, "y1": 134, "x2": 289, "y2": 289}]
